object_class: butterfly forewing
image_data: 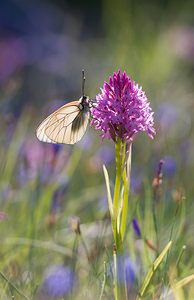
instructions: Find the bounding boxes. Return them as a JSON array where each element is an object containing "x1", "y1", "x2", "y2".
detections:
[{"x1": 36, "y1": 98, "x2": 90, "y2": 144}]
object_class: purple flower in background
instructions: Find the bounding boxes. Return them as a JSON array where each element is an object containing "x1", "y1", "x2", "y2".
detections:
[
  {"x1": 109, "y1": 256, "x2": 137, "y2": 298},
  {"x1": 132, "y1": 218, "x2": 141, "y2": 237},
  {"x1": 19, "y1": 138, "x2": 70, "y2": 185},
  {"x1": 116, "y1": 256, "x2": 136, "y2": 286},
  {"x1": 51, "y1": 144, "x2": 62, "y2": 156},
  {"x1": 18, "y1": 139, "x2": 45, "y2": 184},
  {"x1": 97, "y1": 146, "x2": 115, "y2": 164},
  {"x1": 130, "y1": 175, "x2": 143, "y2": 194},
  {"x1": 0, "y1": 38, "x2": 28, "y2": 83},
  {"x1": 43, "y1": 265, "x2": 75, "y2": 298},
  {"x1": 157, "y1": 102, "x2": 178, "y2": 130},
  {"x1": 98, "y1": 195, "x2": 109, "y2": 212},
  {"x1": 78, "y1": 132, "x2": 92, "y2": 150},
  {"x1": 125, "y1": 259, "x2": 136, "y2": 286},
  {"x1": 24, "y1": 140, "x2": 45, "y2": 172},
  {"x1": 130, "y1": 165, "x2": 144, "y2": 194},
  {"x1": 163, "y1": 156, "x2": 177, "y2": 178},
  {"x1": 91, "y1": 70, "x2": 155, "y2": 142}
]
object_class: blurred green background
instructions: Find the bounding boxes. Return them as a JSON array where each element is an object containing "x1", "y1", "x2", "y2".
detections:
[{"x1": 0, "y1": 0, "x2": 193, "y2": 299}]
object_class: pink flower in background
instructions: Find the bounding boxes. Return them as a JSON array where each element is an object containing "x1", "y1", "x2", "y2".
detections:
[
  {"x1": 0, "y1": 38, "x2": 28, "y2": 83},
  {"x1": 91, "y1": 70, "x2": 155, "y2": 142},
  {"x1": 171, "y1": 26, "x2": 194, "y2": 63},
  {"x1": 0, "y1": 212, "x2": 8, "y2": 221}
]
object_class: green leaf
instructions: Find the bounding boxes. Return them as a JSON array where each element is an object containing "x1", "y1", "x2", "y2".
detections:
[
  {"x1": 173, "y1": 274, "x2": 194, "y2": 290},
  {"x1": 136, "y1": 241, "x2": 172, "y2": 299},
  {"x1": 103, "y1": 164, "x2": 114, "y2": 218}
]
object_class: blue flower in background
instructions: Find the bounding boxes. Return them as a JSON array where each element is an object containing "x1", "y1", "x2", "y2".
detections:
[
  {"x1": 163, "y1": 156, "x2": 177, "y2": 178},
  {"x1": 44, "y1": 265, "x2": 76, "y2": 298},
  {"x1": 51, "y1": 179, "x2": 69, "y2": 213},
  {"x1": 51, "y1": 144, "x2": 63, "y2": 156},
  {"x1": 97, "y1": 146, "x2": 115, "y2": 165},
  {"x1": 125, "y1": 259, "x2": 136, "y2": 286},
  {"x1": 157, "y1": 102, "x2": 178, "y2": 130},
  {"x1": 78, "y1": 131, "x2": 92, "y2": 150},
  {"x1": 132, "y1": 218, "x2": 141, "y2": 238},
  {"x1": 98, "y1": 195, "x2": 109, "y2": 212},
  {"x1": 117, "y1": 256, "x2": 136, "y2": 286},
  {"x1": 130, "y1": 175, "x2": 143, "y2": 194},
  {"x1": 130, "y1": 165, "x2": 144, "y2": 194},
  {"x1": 108, "y1": 256, "x2": 137, "y2": 298},
  {"x1": 152, "y1": 157, "x2": 176, "y2": 180}
]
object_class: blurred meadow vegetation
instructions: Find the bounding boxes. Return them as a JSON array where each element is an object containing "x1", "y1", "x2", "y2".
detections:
[{"x1": 0, "y1": 0, "x2": 194, "y2": 299}]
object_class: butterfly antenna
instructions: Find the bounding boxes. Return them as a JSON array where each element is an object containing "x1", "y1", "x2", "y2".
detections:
[{"x1": 82, "y1": 69, "x2": 86, "y2": 96}]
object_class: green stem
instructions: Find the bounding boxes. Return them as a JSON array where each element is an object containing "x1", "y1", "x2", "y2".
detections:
[
  {"x1": 112, "y1": 138, "x2": 124, "y2": 254},
  {"x1": 152, "y1": 194, "x2": 159, "y2": 254},
  {"x1": 121, "y1": 143, "x2": 132, "y2": 240},
  {"x1": 99, "y1": 262, "x2": 107, "y2": 300},
  {"x1": 104, "y1": 139, "x2": 130, "y2": 300},
  {"x1": 113, "y1": 244, "x2": 119, "y2": 300},
  {"x1": 113, "y1": 138, "x2": 122, "y2": 216}
]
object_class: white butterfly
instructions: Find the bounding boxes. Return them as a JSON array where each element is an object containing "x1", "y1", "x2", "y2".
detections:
[
  {"x1": 36, "y1": 95, "x2": 91, "y2": 145},
  {"x1": 36, "y1": 71, "x2": 91, "y2": 145}
]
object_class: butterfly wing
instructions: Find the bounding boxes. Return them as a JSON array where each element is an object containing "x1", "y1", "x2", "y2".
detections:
[
  {"x1": 69, "y1": 109, "x2": 90, "y2": 144},
  {"x1": 36, "y1": 101, "x2": 89, "y2": 144}
]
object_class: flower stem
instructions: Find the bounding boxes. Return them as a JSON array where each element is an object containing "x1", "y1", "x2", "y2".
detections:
[
  {"x1": 113, "y1": 244, "x2": 119, "y2": 300},
  {"x1": 152, "y1": 194, "x2": 159, "y2": 254},
  {"x1": 121, "y1": 143, "x2": 132, "y2": 240},
  {"x1": 113, "y1": 138, "x2": 122, "y2": 216},
  {"x1": 112, "y1": 138, "x2": 125, "y2": 253}
]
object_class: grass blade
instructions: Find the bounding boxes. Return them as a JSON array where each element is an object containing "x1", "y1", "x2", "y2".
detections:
[
  {"x1": 136, "y1": 241, "x2": 172, "y2": 299},
  {"x1": 99, "y1": 261, "x2": 107, "y2": 300},
  {"x1": 173, "y1": 274, "x2": 194, "y2": 290},
  {"x1": 103, "y1": 164, "x2": 114, "y2": 218},
  {"x1": 0, "y1": 270, "x2": 31, "y2": 300}
]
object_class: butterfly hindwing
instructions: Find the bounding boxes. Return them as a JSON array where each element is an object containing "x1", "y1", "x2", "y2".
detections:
[
  {"x1": 70, "y1": 110, "x2": 89, "y2": 144},
  {"x1": 45, "y1": 110, "x2": 79, "y2": 144}
]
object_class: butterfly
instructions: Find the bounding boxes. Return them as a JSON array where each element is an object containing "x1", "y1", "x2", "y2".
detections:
[{"x1": 36, "y1": 71, "x2": 91, "y2": 145}]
